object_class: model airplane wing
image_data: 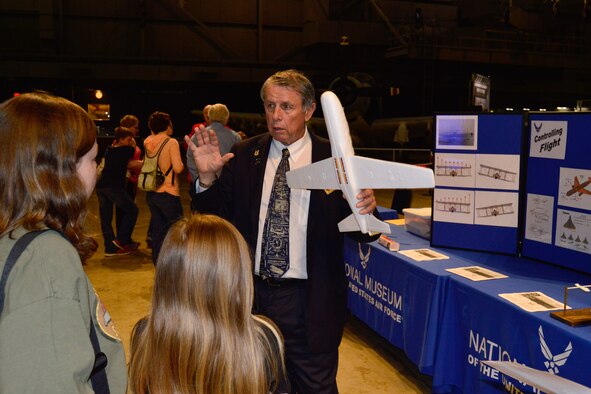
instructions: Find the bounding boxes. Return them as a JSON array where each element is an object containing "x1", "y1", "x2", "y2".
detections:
[
  {"x1": 286, "y1": 156, "x2": 434, "y2": 191},
  {"x1": 347, "y1": 156, "x2": 434, "y2": 189},
  {"x1": 286, "y1": 158, "x2": 340, "y2": 190}
]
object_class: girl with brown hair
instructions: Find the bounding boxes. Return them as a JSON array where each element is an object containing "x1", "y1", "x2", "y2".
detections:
[{"x1": 0, "y1": 92, "x2": 127, "y2": 392}]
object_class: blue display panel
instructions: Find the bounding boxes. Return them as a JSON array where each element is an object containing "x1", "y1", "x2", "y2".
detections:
[
  {"x1": 522, "y1": 113, "x2": 591, "y2": 274},
  {"x1": 431, "y1": 113, "x2": 524, "y2": 254}
]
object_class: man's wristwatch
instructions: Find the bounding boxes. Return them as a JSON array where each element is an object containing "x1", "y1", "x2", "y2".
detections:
[{"x1": 198, "y1": 177, "x2": 216, "y2": 188}]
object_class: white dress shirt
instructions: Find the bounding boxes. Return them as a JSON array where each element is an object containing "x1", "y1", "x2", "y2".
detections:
[{"x1": 254, "y1": 131, "x2": 312, "y2": 279}]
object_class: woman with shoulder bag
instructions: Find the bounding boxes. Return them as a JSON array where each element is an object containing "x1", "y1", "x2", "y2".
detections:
[{"x1": 0, "y1": 92, "x2": 127, "y2": 393}]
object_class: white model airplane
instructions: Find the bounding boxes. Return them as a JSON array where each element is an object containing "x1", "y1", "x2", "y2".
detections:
[{"x1": 286, "y1": 91, "x2": 435, "y2": 234}]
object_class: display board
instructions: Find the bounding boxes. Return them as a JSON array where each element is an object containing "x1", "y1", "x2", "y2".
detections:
[
  {"x1": 522, "y1": 113, "x2": 591, "y2": 274},
  {"x1": 431, "y1": 114, "x2": 524, "y2": 254}
]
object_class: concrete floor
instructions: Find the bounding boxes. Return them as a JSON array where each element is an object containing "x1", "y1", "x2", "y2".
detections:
[{"x1": 83, "y1": 182, "x2": 432, "y2": 393}]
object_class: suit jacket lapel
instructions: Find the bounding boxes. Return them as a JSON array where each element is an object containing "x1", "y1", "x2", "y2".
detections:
[{"x1": 250, "y1": 134, "x2": 272, "y2": 231}]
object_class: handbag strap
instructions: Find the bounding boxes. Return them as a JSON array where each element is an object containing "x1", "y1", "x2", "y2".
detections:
[
  {"x1": 0, "y1": 229, "x2": 110, "y2": 393},
  {"x1": 0, "y1": 230, "x2": 48, "y2": 316},
  {"x1": 89, "y1": 322, "x2": 110, "y2": 394}
]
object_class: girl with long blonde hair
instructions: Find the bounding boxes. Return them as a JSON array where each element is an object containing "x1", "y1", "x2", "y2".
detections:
[{"x1": 129, "y1": 214, "x2": 287, "y2": 394}]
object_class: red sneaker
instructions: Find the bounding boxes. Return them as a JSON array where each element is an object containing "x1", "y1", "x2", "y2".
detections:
[
  {"x1": 105, "y1": 249, "x2": 130, "y2": 257},
  {"x1": 112, "y1": 239, "x2": 126, "y2": 250}
]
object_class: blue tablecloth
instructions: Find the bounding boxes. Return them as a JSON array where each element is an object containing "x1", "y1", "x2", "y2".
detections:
[
  {"x1": 433, "y1": 254, "x2": 591, "y2": 393},
  {"x1": 345, "y1": 224, "x2": 467, "y2": 374},
  {"x1": 345, "y1": 224, "x2": 591, "y2": 393}
]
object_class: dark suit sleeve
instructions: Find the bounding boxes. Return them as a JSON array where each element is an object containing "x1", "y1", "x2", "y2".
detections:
[{"x1": 189, "y1": 148, "x2": 237, "y2": 219}]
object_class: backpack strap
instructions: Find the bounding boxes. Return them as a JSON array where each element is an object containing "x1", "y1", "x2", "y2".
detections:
[
  {"x1": 0, "y1": 229, "x2": 111, "y2": 393},
  {"x1": 144, "y1": 137, "x2": 170, "y2": 159},
  {"x1": 164, "y1": 164, "x2": 174, "y2": 185},
  {"x1": 0, "y1": 230, "x2": 48, "y2": 316},
  {"x1": 154, "y1": 138, "x2": 173, "y2": 186}
]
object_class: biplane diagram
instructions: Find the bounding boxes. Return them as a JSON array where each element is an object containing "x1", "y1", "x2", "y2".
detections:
[
  {"x1": 474, "y1": 191, "x2": 519, "y2": 227},
  {"x1": 435, "y1": 115, "x2": 478, "y2": 150},
  {"x1": 525, "y1": 193, "x2": 554, "y2": 244},
  {"x1": 436, "y1": 158, "x2": 472, "y2": 177},
  {"x1": 476, "y1": 202, "x2": 514, "y2": 217},
  {"x1": 435, "y1": 195, "x2": 472, "y2": 214},
  {"x1": 475, "y1": 154, "x2": 520, "y2": 191},
  {"x1": 434, "y1": 153, "x2": 475, "y2": 188},
  {"x1": 558, "y1": 167, "x2": 591, "y2": 211},
  {"x1": 555, "y1": 209, "x2": 591, "y2": 255},
  {"x1": 478, "y1": 164, "x2": 516, "y2": 182},
  {"x1": 433, "y1": 189, "x2": 475, "y2": 225}
]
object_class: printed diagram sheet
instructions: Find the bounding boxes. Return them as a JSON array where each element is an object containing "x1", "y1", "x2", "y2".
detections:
[
  {"x1": 398, "y1": 249, "x2": 450, "y2": 261},
  {"x1": 558, "y1": 167, "x2": 591, "y2": 211},
  {"x1": 446, "y1": 266, "x2": 508, "y2": 281},
  {"x1": 434, "y1": 153, "x2": 475, "y2": 188},
  {"x1": 474, "y1": 191, "x2": 519, "y2": 228},
  {"x1": 433, "y1": 189, "x2": 475, "y2": 224},
  {"x1": 475, "y1": 154, "x2": 520, "y2": 191},
  {"x1": 525, "y1": 194, "x2": 554, "y2": 244},
  {"x1": 555, "y1": 209, "x2": 591, "y2": 255},
  {"x1": 499, "y1": 291, "x2": 567, "y2": 313}
]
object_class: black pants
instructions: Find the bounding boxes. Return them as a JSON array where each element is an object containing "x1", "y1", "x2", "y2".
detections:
[
  {"x1": 254, "y1": 277, "x2": 339, "y2": 394},
  {"x1": 145, "y1": 191, "x2": 183, "y2": 264},
  {"x1": 97, "y1": 187, "x2": 139, "y2": 252}
]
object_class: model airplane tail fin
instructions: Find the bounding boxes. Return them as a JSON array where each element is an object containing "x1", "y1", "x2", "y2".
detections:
[{"x1": 338, "y1": 213, "x2": 391, "y2": 234}]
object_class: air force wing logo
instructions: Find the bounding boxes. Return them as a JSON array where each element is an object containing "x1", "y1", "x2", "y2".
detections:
[
  {"x1": 357, "y1": 243, "x2": 371, "y2": 269},
  {"x1": 538, "y1": 325, "x2": 572, "y2": 374},
  {"x1": 533, "y1": 122, "x2": 543, "y2": 133}
]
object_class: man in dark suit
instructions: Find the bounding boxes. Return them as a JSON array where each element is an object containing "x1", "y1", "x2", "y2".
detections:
[{"x1": 185, "y1": 69, "x2": 379, "y2": 394}]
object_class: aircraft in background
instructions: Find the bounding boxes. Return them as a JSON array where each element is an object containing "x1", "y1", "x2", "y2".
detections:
[{"x1": 286, "y1": 91, "x2": 435, "y2": 234}]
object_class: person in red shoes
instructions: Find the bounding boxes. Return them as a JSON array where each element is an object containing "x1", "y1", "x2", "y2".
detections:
[{"x1": 96, "y1": 127, "x2": 143, "y2": 256}]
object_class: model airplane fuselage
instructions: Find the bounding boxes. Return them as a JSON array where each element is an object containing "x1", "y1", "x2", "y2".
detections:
[{"x1": 286, "y1": 91, "x2": 435, "y2": 234}]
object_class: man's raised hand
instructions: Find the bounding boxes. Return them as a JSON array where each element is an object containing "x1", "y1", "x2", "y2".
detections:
[{"x1": 184, "y1": 125, "x2": 234, "y2": 183}]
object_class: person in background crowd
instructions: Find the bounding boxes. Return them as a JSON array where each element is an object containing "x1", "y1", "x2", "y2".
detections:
[
  {"x1": 119, "y1": 114, "x2": 142, "y2": 198},
  {"x1": 96, "y1": 127, "x2": 143, "y2": 256},
  {"x1": 187, "y1": 103, "x2": 241, "y2": 188},
  {"x1": 144, "y1": 111, "x2": 184, "y2": 264},
  {"x1": 0, "y1": 92, "x2": 127, "y2": 392},
  {"x1": 129, "y1": 214, "x2": 288, "y2": 394},
  {"x1": 186, "y1": 69, "x2": 379, "y2": 394},
  {"x1": 118, "y1": 114, "x2": 146, "y2": 246},
  {"x1": 185, "y1": 104, "x2": 212, "y2": 201},
  {"x1": 186, "y1": 104, "x2": 211, "y2": 144}
]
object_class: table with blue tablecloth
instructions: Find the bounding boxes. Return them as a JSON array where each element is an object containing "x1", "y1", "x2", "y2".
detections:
[{"x1": 344, "y1": 223, "x2": 591, "y2": 393}]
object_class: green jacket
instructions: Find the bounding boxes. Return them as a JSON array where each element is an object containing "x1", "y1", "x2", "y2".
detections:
[{"x1": 0, "y1": 228, "x2": 127, "y2": 393}]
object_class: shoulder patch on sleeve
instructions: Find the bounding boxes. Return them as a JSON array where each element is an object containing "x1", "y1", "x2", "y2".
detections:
[{"x1": 94, "y1": 290, "x2": 121, "y2": 342}]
